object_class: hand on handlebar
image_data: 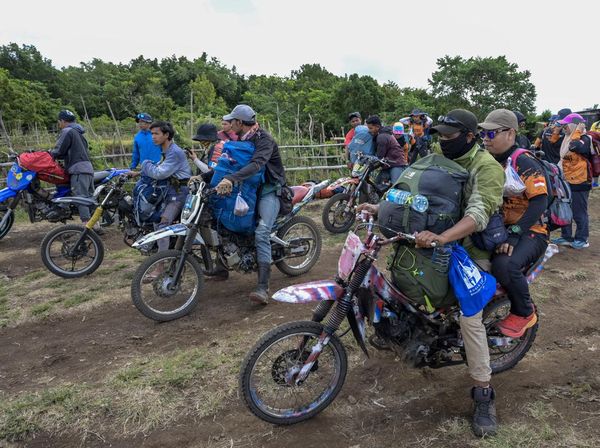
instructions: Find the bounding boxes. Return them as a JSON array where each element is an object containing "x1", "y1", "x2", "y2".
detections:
[
  {"x1": 127, "y1": 170, "x2": 141, "y2": 178},
  {"x1": 356, "y1": 203, "x2": 379, "y2": 218},
  {"x1": 415, "y1": 230, "x2": 444, "y2": 248}
]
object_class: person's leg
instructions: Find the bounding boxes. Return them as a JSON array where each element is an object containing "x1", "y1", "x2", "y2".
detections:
[
  {"x1": 389, "y1": 166, "x2": 406, "y2": 184},
  {"x1": 156, "y1": 191, "x2": 185, "y2": 252},
  {"x1": 572, "y1": 190, "x2": 590, "y2": 245},
  {"x1": 251, "y1": 191, "x2": 280, "y2": 304},
  {"x1": 71, "y1": 174, "x2": 92, "y2": 222}
]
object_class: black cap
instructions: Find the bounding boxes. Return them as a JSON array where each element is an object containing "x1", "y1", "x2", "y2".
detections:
[
  {"x1": 513, "y1": 110, "x2": 526, "y2": 123},
  {"x1": 192, "y1": 123, "x2": 218, "y2": 142},
  {"x1": 58, "y1": 109, "x2": 76, "y2": 122},
  {"x1": 410, "y1": 108, "x2": 426, "y2": 116},
  {"x1": 430, "y1": 109, "x2": 479, "y2": 135},
  {"x1": 557, "y1": 108, "x2": 572, "y2": 120}
]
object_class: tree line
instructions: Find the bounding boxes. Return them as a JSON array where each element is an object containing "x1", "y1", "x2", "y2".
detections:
[{"x1": 0, "y1": 43, "x2": 543, "y2": 143}]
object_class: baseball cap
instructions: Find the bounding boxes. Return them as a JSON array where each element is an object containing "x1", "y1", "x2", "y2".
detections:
[
  {"x1": 58, "y1": 109, "x2": 76, "y2": 122},
  {"x1": 135, "y1": 113, "x2": 153, "y2": 123},
  {"x1": 557, "y1": 113, "x2": 585, "y2": 125},
  {"x1": 557, "y1": 108, "x2": 572, "y2": 120},
  {"x1": 223, "y1": 104, "x2": 256, "y2": 123},
  {"x1": 430, "y1": 109, "x2": 479, "y2": 135},
  {"x1": 348, "y1": 111, "x2": 361, "y2": 121},
  {"x1": 193, "y1": 123, "x2": 218, "y2": 142},
  {"x1": 479, "y1": 109, "x2": 518, "y2": 131}
]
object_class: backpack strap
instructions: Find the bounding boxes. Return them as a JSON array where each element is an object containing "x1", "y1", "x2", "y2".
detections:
[{"x1": 510, "y1": 148, "x2": 531, "y2": 171}]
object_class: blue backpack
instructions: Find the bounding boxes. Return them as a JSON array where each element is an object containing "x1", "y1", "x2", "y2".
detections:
[
  {"x1": 348, "y1": 125, "x2": 374, "y2": 163},
  {"x1": 132, "y1": 175, "x2": 170, "y2": 226},
  {"x1": 209, "y1": 140, "x2": 265, "y2": 234}
]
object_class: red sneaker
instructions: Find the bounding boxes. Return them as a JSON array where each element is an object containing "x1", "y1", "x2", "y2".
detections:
[{"x1": 497, "y1": 312, "x2": 538, "y2": 338}]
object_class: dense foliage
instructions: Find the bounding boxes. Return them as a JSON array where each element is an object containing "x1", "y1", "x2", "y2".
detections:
[{"x1": 0, "y1": 43, "x2": 541, "y2": 139}]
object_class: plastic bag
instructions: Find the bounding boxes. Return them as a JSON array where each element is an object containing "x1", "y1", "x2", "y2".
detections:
[
  {"x1": 234, "y1": 192, "x2": 249, "y2": 216},
  {"x1": 503, "y1": 157, "x2": 526, "y2": 197},
  {"x1": 448, "y1": 244, "x2": 496, "y2": 317}
]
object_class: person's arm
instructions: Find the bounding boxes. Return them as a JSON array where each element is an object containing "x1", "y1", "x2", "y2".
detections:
[
  {"x1": 130, "y1": 137, "x2": 140, "y2": 169},
  {"x1": 50, "y1": 128, "x2": 71, "y2": 159},
  {"x1": 569, "y1": 135, "x2": 592, "y2": 155},
  {"x1": 225, "y1": 137, "x2": 273, "y2": 183},
  {"x1": 192, "y1": 157, "x2": 210, "y2": 174},
  {"x1": 375, "y1": 134, "x2": 388, "y2": 159},
  {"x1": 141, "y1": 149, "x2": 178, "y2": 180}
]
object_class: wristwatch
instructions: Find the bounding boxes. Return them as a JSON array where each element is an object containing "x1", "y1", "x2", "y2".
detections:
[{"x1": 508, "y1": 224, "x2": 522, "y2": 235}]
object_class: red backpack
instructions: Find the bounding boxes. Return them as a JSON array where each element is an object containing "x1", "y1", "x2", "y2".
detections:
[{"x1": 18, "y1": 151, "x2": 70, "y2": 185}]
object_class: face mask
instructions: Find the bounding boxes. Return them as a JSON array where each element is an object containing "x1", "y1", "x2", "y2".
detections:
[{"x1": 440, "y1": 132, "x2": 472, "y2": 159}]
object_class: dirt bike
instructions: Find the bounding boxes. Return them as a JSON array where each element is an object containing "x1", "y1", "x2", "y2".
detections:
[
  {"x1": 129, "y1": 179, "x2": 330, "y2": 322},
  {"x1": 0, "y1": 150, "x2": 128, "y2": 241},
  {"x1": 321, "y1": 154, "x2": 391, "y2": 234},
  {"x1": 239, "y1": 214, "x2": 558, "y2": 425}
]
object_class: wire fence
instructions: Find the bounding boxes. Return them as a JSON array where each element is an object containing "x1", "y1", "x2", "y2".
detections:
[{"x1": 0, "y1": 143, "x2": 348, "y2": 187}]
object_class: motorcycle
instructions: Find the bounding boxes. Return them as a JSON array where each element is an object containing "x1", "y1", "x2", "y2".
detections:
[
  {"x1": 0, "y1": 150, "x2": 128, "y2": 240},
  {"x1": 321, "y1": 153, "x2": 391, "y2": 234},
  {"x1": 239, "y1": 213, "x2": 558, "y2": 425},
  {"x1": 129, "y1": 179, "x2": 330, "y2": 322}
]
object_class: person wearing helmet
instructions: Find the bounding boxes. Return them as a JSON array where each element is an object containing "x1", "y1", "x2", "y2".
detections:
[
  {"x1": 130, "y1": 113, "x2": 162, "y2": 170},
  {"x1": 400, "y1": 109, "x2": 434, "y2": 163},
  {"x1": 392, "y1": 122, "x2": 410, "y2": 162},
  {"x1": 345, "y1": 112, "x2": 362, "y2": 168},
  {"x1": 512, "y1": 111, "x2": 531, "y2": 149}
]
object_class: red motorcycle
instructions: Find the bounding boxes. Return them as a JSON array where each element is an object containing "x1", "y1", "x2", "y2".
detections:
[{"x1": 239, "y1": 214, "x2": 558, "y2": 424}]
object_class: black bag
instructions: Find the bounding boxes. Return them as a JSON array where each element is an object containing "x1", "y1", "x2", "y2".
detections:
[
  {"x1": 278, "y1": 185, "x2": 294, "y2": 216},
  {"x1": 471, "y1": 212, "x2": 508, "y2": 251}
]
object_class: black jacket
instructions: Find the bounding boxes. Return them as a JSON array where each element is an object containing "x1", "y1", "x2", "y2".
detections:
[
  {"x1": 225, "y1": 128, "x2": 286, "y2": 186},
  {"x1": 51, "y1": 123, "x2": 93, "y2": 174},
  {"x1": 375, "y1": 126, "x2": 407, "y2": 167}
]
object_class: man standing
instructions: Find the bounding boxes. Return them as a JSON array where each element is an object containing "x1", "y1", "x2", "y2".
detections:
[
  {"x1": 365, "y1": 115, "x2": 407, "y2": 183},
  {"x1": 513, "y1": 111, "x2": 531, "y2": 149},
  {"x1": 50, "y1": 110, "x2": 95, "y2": 224},
  {"x1": 130, "y1": 113, "x2": 162, "y2": 169},
  {"x1": 345, "y1": 112, "x2": 362, "y2": 168},
  {"x1": 215, "y1": 105, "x2": 286, "y2": 305},
  {"x1": 139, "y1": 121, "x2": 192, "y2": 253}
]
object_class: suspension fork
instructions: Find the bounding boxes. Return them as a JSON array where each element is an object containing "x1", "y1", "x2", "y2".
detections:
[
  {"x1": 0, "y1": 193, "x2": 20, "y2": 227},
  {"x1": 170, "y1": 226, "x2": 198, "y2": 286}
]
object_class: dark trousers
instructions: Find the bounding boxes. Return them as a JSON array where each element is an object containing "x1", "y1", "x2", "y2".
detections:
[
  {"x1": 561, "y1": 189, "x2": 590, "y2": 242},
  {"x1": 71, "y1": 173, "x2": 94, "y2": 221},
  {"x1": 491, "y1": 232, "x2": 548, "y2": 317}
]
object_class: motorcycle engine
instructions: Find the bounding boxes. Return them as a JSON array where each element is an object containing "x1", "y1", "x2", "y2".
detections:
[{"x1": 221, "y1": 241, "x2": 257, "y2": 273}]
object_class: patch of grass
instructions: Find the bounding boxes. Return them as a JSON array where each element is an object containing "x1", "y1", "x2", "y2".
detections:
[
  {"x1": 62, "y1": 293, "x2": 93, "y2": 309},
  {"x1": 30, "y1": 299, "x2": 63, "y2": 317},
  {"x1": 21, "y1": 270, "x2": 47, "y2": 282}
]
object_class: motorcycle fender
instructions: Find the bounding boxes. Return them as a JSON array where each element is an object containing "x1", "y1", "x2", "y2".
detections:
[
  {"x1": 131, "y1": 223, "x2": 204, "y2": 248},
  {"x1": 53, "y1": 196, "x2": 98, "y2": 207},
  {"x1": 347, "y1": 307, "x2": 369, "y2": 357},
  {"x1": 0, "y1": 187, "x2": 17, "y2": 204},
  {"x1": 272, "y1": 280, "x2": 344, "y2": 304}
]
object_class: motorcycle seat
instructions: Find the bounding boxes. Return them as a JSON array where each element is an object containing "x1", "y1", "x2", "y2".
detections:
[
  {"x1": 93, "y1": 170, "x2": 112, "y2": 183},
  {"x1": 291, "y1": 186, "x2": 309, "y2": 205}
]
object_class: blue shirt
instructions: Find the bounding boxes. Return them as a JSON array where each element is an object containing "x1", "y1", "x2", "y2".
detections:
[
  {"x1": 141, "y1": 141, "x2": 192, "y2": 181},
  {"x1": 130, "y1": 129, "x2": 162, "y2": 169}
]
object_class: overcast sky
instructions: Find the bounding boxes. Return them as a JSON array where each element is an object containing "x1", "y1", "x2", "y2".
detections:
[{"x1": 3, "y1": 0, "x2": 599, "y2": 116}]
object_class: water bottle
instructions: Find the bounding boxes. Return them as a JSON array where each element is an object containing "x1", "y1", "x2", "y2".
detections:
[
  {"x1": 386, "y1": 188, "x2": 411, "y2": 205},
  {"x1": 411, "y1": 194, "x2": 429, "y2": 213},
  {"x1": 431, "y1": 244, "x2": 452, "y2": 273}
]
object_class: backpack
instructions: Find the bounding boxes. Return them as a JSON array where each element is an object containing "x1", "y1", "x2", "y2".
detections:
[
  {"x1": 347, "y1": 125, "x2": 374, "y2": 163},
  {"x1": 378, "y1": 153, "x2": 469, "y2": 238},
  {"x1": 209, "y1": 140, "x2": 265, "y2": 234},
  {"x1": 132, "y1": 175, "x2": 170, "y2": 226},
  {"x1": 587, "y1": 131, "x2": 600, "y2": 177},
  {"x1": 18, "y1": 151, "x2": 70, "y2": 185},
  {"x1": 511, "y1": 148, "x2": 572, "y2": 230}
]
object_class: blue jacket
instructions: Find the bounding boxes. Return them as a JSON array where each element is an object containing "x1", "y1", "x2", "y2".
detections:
[
  {"x1": 130, "y1": 129, "x2": 162, "y2": 169},
  {"x1": 141, "y1": 141, "x2": 192, "y2": 181}
]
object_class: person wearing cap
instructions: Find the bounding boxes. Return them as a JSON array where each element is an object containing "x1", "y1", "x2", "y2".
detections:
[
  {"x1": 531, "y1": 108, "x2": 571, "y2": 164},
  {"x1": 480, "y1": 109, "x2": 548, "y2": 339},
  {"x1": 189, "y1": 123, "x2": 219, "y2": 170},
  {"x1": 365, "y1": 115, "x2": 407, "y2": 183},
  {"x1": 512, "y1": 111, "x2": 531, "y2": 149},
  {"x1": 358, "y1": 109, "x2": 504, "y2": 437},
  {"x1": 392, "y1": 122, "x2": 410, "y2": 162},
  {"x1": 345, "y1": 112, "x2": 362, "y2": 168},
  {"x1": 399, "y1": 108, "x2": 434, "y2": 164},
  {"x1": 216, "y1": 104, "x2": 286, "y2": 304},
  {"x1": 552, "y1": 113, "x2": 593, "y2": 249},
  {"x1": 50, "y1": 109, "x2": 95, "y2": 224},
  {"x1": 130, "y1": 113, "x2": 162, "y2": 170}
]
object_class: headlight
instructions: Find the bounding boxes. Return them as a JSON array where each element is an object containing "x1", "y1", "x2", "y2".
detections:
[{"x1": 181, "y1": 194, "x2": 197, "y2": 222}]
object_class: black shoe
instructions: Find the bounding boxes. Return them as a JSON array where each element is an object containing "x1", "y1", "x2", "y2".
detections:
[
  {"x1": 249, "y1": 263, "x2": 270, "y2": 305},
  {"x1": 471, "y1": 386, "x2": 497, "y2": 437},
  {"x1": 205, "y1": 269, "x2": 229, "y2": 281}
]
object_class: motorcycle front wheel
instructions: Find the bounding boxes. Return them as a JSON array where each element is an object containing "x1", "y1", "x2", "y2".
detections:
[
  {"x1": 131, "y1": 249, "x2": 204, "y2": 322},
  {"x1": 321, "y1": 192, "x2": 355, "y2": 234},
  {"x1": 0, "y1": 207, "x2": 14, "y2": 240},
  {"x1": 275, "y1": 215, "x2": 322, "y2": 276},
  {"x1": 40, "y1": 224, "x2": 104, "y2": 278},
  {"x1": 240, "y1": 320, "x2": 347, "y2": 425}
]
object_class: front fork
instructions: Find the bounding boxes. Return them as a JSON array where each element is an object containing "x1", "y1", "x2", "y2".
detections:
[
  {"x1": 170, "y1": 226, "x2": 199, "y2": 287},
  {"x1": 69, "y1": 206, "x2": 104, "y2": 254},
  {"x1": 0, "y1": 193, "x2": 20, "y2": 228}
]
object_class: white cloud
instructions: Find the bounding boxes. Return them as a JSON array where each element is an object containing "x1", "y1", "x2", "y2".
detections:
[{"x1": 2, "y1": 0, "x2": 599, "y2": 114}]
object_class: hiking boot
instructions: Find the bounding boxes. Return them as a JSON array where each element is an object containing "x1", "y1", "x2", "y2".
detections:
[
  {"x1": 205, "y1": 258, "x2": 229, "y2": 281},
  {"x1": 249, "y1": 263, "x2": 270, "y2": 305},
  {"x1": 497, "y1": 312, "x2": 537, "y2": 338},
  {"x1": 471, "y1": 386, "x2": 497, "y2": 437},
  {"x1": 551, "y1": 237, "x2": 571, "y2": 246},
  {"x1": 571, "y1": 240, "x2": 590, "y2": 249}
]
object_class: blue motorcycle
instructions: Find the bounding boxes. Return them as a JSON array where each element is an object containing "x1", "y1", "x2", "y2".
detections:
[{"x1": 0, "y1": 151, "x2": 129, "y2": 240}]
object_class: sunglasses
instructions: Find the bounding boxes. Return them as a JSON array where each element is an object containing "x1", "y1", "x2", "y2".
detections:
[
  {"x1": 437, "y1": 115, "x2": 467, "y2": 129},
  {"x1": 479, "y1": 129, "x2": 511, "y2": 140}
]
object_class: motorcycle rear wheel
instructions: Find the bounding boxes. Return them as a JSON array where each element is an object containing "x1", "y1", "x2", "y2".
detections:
[
  {"x1": 40, "y1": 224, "x2": 104, "y2": 278},
  {"x1": 321, "y1": 192, "x2": 355, "y2": 234},
  {"x1": 275, "y1": 215, "x2": 322, "y2": 277},
  {"x1": 240, "y1": 320, "x2": 347, "y2": 425},
  {"x1": 0, "y1": 207, "x2": 14, "y2": 240}
]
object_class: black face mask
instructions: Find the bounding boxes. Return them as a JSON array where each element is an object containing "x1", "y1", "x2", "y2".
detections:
[{"x1": 440, "y1": 132, "x2": 474, "y2": 159}]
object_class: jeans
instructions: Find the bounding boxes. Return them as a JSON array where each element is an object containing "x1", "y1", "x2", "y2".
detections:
[
  {"x1": 378, "y1": 166, "x2": 406, "y2": 186},
  {"x1": 70, "y1": 173, "x2": 94, "y2": 221},
  {"x1": 561, "y1": 189, "x2": 590, "y2": 242},
  {"x1": 155, "y1": 187, "x2": 188, "y2": 252},
  {"x1": 256, "y1": 191, "x2": 280, "y2": 264},
  {"x1": 492, "y1": 232, "x2": 548, "y2": 317}
]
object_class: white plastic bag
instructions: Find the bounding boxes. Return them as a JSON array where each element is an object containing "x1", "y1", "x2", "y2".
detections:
[
  {"x1": 234, "y1": 192, "x2": 250, "y2": 216},
  {"x1": 503, "y1": 157, "x2": 526, "y2": 197}
]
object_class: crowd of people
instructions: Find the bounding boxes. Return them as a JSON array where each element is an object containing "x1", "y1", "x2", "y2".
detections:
[{"x1": 48, "y1": 102, "x2": 598, "y2": 439}]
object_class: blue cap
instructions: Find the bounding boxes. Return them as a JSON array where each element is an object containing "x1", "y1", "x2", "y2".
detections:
[{"x1": 135, "y1": 113, "x2": 153, "y2": 123}]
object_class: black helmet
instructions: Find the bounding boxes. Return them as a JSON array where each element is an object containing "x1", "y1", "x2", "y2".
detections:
[
  {"x1": 135, "y1": 112, "x2": 153, "y2": 123},
  {"x1": 192, "y1": 123, "x2": 218, "y2": 142}
]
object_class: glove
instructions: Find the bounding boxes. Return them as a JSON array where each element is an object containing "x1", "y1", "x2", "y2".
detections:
[{"x1": 216, "y1": 178, "x2": 233, "y2": 195}]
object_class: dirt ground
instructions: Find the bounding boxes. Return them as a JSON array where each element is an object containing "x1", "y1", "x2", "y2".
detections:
[{"x1": 1, "y1": 202, "x2": 599, "y2": 448}]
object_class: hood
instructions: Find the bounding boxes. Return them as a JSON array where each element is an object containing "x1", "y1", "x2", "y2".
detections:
[
  {"x1": 379, "y1": 125, "x2": 394, "y2": 135},
  {"x1": 67, "y1": 123, "x2": 86, "y2": 134}
]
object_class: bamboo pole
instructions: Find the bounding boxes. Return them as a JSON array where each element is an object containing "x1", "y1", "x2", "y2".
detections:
[
  {"x1": 190, "y1": 91, "x2": 194, "y2": 141},
  {"x1": 0, "y1": 111, "x2": 13, "y2": 151},
  {"x1": 106, "y1": 100, "x2": 125, "y2": 155}
]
